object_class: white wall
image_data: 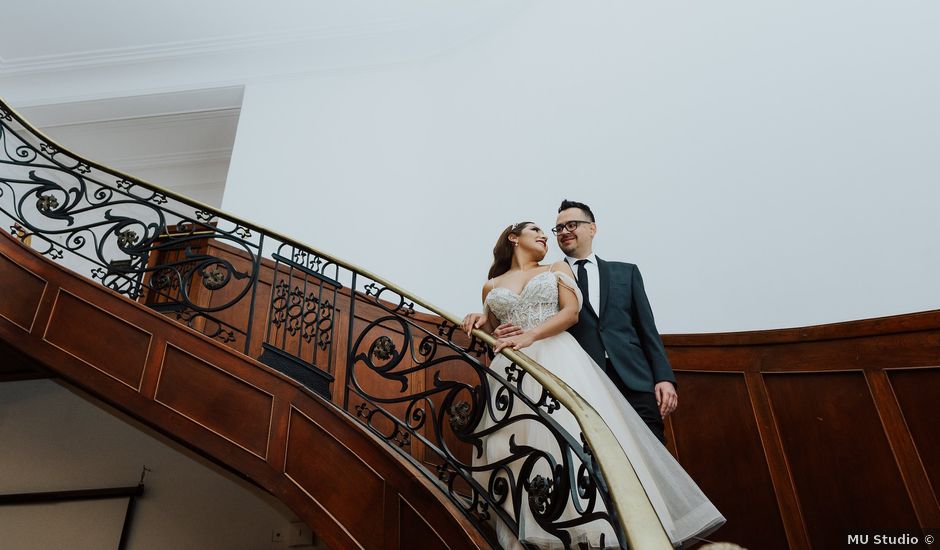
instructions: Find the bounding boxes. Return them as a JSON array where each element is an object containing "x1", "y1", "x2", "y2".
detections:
[
  {"x1": 0, "y1": 380, "x2": 320, "y2": 550},
  {"x1": 222, "y1": 1, "x2": 940, "y2": 333}
]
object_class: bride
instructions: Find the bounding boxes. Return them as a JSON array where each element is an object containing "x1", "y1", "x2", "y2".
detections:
[{"x1": 461, "y1": 221, "x2": 724, "y2": 549}]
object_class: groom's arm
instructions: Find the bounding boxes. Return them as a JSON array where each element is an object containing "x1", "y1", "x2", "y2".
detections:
[
  {"x1": 493, "y1": 323, "x2": 523, "y2": 338},
  {"x1": 631, "y1": 265, "x2": 676, "y2": 387},
  {"x1": 630, "y1": 265, "x2": 679, "y2": 416}
]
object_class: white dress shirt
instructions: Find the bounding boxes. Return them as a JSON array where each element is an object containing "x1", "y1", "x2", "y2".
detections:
[{"x1": 565, "y1": 253, "x2": 600, "y2": 315}]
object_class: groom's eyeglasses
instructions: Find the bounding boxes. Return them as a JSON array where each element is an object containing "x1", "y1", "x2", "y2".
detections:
[{"x1": 551, "y1": 220, "x2": 593, "y2": 235}]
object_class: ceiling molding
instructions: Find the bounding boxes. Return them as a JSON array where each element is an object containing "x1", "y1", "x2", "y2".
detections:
[
  {"x1": 0, "y1": 1, "x2": 527, "y2": 90},
  {"x1": 14, "y1": 87, "x2": 244, "y2": 126},
  {"x1": 0, "y1": 21, "x2": 378, "y2": 73},
  {"x1": 110, "y1": 148, "x2": 233, "y2": 171},
  {"x1": 0, "y1": 13, "x2": 480, "y2": 77},
  {"x1": 42, "y1": 107, "x2": 240, "y2": 132}
]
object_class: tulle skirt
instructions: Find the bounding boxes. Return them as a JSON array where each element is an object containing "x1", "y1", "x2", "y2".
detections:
[{"x1": 473, "y1": 331, "x2": 725, "y2": 549}]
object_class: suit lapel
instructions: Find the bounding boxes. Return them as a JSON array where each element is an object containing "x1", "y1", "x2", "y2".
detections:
[{"x1": 597, "y1": 256, "x2": 611, "y2": 318}]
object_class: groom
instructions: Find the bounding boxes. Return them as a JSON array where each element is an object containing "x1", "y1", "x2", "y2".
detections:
[{"x1": 496, "y1": 200, "x2": 678, "y2": 444}]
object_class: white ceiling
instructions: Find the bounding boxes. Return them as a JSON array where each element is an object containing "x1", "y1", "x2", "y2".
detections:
[
  {"x1": 0, "y1": 0, "x2": 512, "y2": 74},
  {"x1": 0, "y1": 1, "x2": 520, "y2": 207}
]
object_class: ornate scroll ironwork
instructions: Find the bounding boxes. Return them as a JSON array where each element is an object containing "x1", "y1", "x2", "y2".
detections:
[
  {"x1": 268, "y1": 279, "x2": 335, "y2": 350},
  {"x1": 0, "y1": 104, "x2": 262, "y2": 349},
  {"x1": 344, "y1": 293, "x2": 626, "y2": 549},
  {"x1": 260, "y1": 244, "x2": 341, "y2": 392}
]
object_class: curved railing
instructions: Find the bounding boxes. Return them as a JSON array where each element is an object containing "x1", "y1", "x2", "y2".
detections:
[{"x1": 0, "y1": 99, "x2": 670, "y2": 549}]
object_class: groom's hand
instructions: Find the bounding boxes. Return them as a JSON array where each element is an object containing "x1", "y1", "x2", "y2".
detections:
[
  {"x1": 493, "y1": 323, "x2": 523, "y2": 339},
  {"x1": 493, "y1": 331, "x2": 536, "y2": 353},
  {"x1": 655, "y1": 381, "x2": 678, "y2": 418}
]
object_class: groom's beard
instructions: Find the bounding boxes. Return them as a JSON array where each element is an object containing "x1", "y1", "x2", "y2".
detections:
[{"x1": 558, "y1": 240, "x2": 577, "y2": 256}]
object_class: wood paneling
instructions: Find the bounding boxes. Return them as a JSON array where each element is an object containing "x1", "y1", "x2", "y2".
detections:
[
  {"x1": 888, "y1": 368, "x2": 940, "y2": 501},
  {"x1": 865, "y1": 369, "x2": 940, "y2": 531},
  {"x1": 285, "y1": 407, "x2": 386, "y2": 549},
  {"x1": 0, "y1": 339, "x2": 48, "y2": 381},
  {"x1": 760, "y1": 331, "x2": 940, "y2": 371},
  {"x1": 0, "y1": 250, "x2": 46, "y2": 331},
  {"x1": 764, "y1": 372, "x2": 921, "y2": 549},
  {"x1": 665, "y1": 314, "x2": 940, "y2": 549},
  {"x1": 671, "y1": 372, "x2": 787, "y2": 550},
  {"x1": 156, "y1": 344, "x2": 273, "y2": 459},
  {"x1": 44, "y1": 290, "x2": 151, "y2": 390},
  {"x1": 666, "y1": 310, "x2": 940, "y2": 345},
  {"x1": 400, "y1": 496, "x2": 450, "y2": 549}
]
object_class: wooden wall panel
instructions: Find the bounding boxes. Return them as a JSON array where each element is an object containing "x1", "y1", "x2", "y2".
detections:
[
  {"x1": 328, "y1": 302, "x2": 351, "y2": 406},
  {"x1": 0, "y1": 339, "x2": 47, "y2": 381},
  {"x1": 666, "y1": 316, "x2": 940, "y2": 549},
  {"x1": 285, "y1": 407, "x2": 386, "y2": 549},
  {"x1": 671, "y1": 372, "x2": 787, "y2": 550},
  {"x1": 888, "y1": 368, "x2": 940, "y2": 499},
  {"x1": 400, "y1": 496, "x2": 450, "y2": 549},
  {"x1": 155, "y1": 344, "x2": 273, "y2": 459},
  {"x1": 760, "y1": 331, "x2": 940, "y2": 371},
  {"x1": 44, "y1": 290, "x2": 151, "y2": 390},
  {"x1": 0, "y1": 250, "x2": 46, "y2": 332},
  {"x1": 764, "y1": 372, "x2": 920, "y2": 549}
]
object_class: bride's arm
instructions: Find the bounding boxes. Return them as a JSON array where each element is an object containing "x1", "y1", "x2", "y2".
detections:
[
  {"x1": 461, "y1": 279, "x2": 498, "y2": 335},
  {"x1": 493, "y1": 263, "x2": 579, "y2": 352}
]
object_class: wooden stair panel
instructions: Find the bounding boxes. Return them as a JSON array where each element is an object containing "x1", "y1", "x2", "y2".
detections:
[
  {"x1": 0, "y1": 248, "x2": 47, "y2": 333},
  {"x1": 44, "y1": 289, "x2": 152, "y2": 390},
  {"x1": 0, "y1": 231, "x2": 487, "y2": 550}
]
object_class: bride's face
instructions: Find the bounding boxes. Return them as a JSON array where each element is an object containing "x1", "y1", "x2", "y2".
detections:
[{"x1": 513, "y1": 223, "x2": 549, "y2": 261}]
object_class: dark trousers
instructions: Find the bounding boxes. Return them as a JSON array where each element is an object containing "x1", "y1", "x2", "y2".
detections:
[{"x1": 605, "y1": 359, "x2": 666, "y2": 444}]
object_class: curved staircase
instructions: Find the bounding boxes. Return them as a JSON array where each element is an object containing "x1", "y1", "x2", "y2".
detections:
[{"x1": 0, "y1": 100, "x2": 670, "y2": 549}]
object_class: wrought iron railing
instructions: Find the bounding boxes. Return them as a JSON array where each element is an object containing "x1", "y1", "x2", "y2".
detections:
[{"x1": 0, "y1": 99, "x2": 671, "y2": 549}]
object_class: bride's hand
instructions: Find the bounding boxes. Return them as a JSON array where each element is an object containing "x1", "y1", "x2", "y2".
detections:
[
  {"x1": 461, "y1": 313, "x2": 485, "y2": 335},
  {"x1": 493, "y1": 331, "x2": 536, "y2": 353}
]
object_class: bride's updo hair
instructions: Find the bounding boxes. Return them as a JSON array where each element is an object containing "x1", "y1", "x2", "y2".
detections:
[{"x1": 487, "y1": 221, "x2": 533, "y2": 279}]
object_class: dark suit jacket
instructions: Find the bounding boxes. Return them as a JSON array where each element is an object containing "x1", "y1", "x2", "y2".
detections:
[{"x1": 567, "y1": 258, "x2": 676, "y2": 393}]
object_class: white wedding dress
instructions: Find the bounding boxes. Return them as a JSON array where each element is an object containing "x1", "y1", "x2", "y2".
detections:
[{"x1": 475, "y1": 269, "x2": 724, "y2": 549}]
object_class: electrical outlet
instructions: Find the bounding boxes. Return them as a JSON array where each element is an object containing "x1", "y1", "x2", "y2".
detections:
[{"x1": 271, "y1": 529, "x2": 283, "y2": 543}]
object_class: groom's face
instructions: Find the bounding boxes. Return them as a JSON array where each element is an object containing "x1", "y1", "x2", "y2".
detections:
[{"x1": 555, "y1": 208, "x2": 596, "y2": 258}]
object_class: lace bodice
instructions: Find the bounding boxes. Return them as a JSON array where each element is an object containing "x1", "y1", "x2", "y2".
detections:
[{"x1": 484, "y1": 271, "x2": 581, "y2": 331}]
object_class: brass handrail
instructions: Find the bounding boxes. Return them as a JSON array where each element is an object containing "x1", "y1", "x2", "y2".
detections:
[{"x1": 0, "y1": 97, "x2": 672, "y2": 549}]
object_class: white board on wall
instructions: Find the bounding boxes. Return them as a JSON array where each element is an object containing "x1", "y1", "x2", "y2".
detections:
[{"x1": 0, "y1": 497, "x2": 130, "y2": 550}]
